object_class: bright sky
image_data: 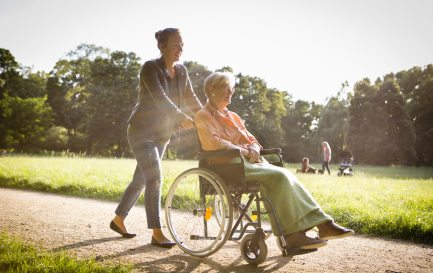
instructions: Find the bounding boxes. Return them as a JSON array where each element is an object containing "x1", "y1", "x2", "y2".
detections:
[{"x1": 1, "y1": 0, "x2": 432, "y2": 103}]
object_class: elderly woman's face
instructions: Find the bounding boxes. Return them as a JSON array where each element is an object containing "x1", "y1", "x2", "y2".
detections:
[{"x1": 211, "y1": 82, "x2": 235, "y2": 107}]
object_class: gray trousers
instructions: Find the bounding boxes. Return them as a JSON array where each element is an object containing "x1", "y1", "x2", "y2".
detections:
[
  {"x1": 322, "y1": 160, "x2": 331, "y2": 175},
  {"x1": 115, "y1": 125, "x2": 169, "y2": 229}
]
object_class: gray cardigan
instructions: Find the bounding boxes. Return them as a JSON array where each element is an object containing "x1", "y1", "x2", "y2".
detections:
[{"x1": 127, "y1": 57, "x2": 202, "y2": 141}]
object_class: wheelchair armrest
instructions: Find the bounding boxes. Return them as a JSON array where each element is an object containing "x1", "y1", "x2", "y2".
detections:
[
  {"x1": 199, "y1": 148, "x2": 282, "y2": 159},
  {"x1": 260, "y1": 148, "x2": 282, "y2": 155},
  {"x1": 198, "y1": 149, "x2": 241, "y2": 159},
  {"x1": 261, "y1": 148, "x2": 284, "y2": 167}
]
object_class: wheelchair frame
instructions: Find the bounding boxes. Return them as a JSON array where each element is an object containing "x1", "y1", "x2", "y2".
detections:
[
  {"x1": 165, "y1": 148, "x2": 316, "y2": 265},
  {"x1": 198, "y1": 149, "x2": 283, "y2": 240}
]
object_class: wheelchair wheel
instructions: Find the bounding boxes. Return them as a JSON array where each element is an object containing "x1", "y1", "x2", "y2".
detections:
[
  {"x1": 240, "y1": 234, "x2": 268, "y2": 265},
  {"x1": 165, "y1": 168, "x2": 233, "y2": 257},
  {"x1": 214, "y1": 194, "x2": 232, "y2": 229}
]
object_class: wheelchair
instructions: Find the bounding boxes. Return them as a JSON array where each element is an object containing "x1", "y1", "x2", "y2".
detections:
[{"x1": 165, "y1": 148, "x2": 317, "y2": 265}]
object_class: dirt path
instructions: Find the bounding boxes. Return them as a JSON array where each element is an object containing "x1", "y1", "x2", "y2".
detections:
[{"x1": 0, "y1": 188, "x2": 432, "y2": 273}]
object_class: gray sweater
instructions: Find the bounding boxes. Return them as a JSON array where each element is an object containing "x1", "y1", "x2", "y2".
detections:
[{"x1": 127, "y1": 57, "x2": 202, "y2": 141}]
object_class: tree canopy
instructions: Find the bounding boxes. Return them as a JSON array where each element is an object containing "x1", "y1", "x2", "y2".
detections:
[{"x1": 1, "y1": 46, "x2": 432, "y2": 166}]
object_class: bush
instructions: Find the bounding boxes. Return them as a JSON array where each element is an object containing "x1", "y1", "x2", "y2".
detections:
[{"x1": 41, "y1": 126, "x2": 69, "y2": 151}]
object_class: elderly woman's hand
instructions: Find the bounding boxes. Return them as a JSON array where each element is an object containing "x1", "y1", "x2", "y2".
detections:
[
  {"x1": 248, "y1": 145, "x2": 261, "y2": 163},
  {"x1": 240, "y1": 147, "x2": 250, "y2": 158}
]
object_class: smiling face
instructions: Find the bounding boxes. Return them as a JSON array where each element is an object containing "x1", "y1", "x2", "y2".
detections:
[
  {"x1": 161, "y1": 33, "x2": 183, "y2": 63},
  {"x1": 211, "y1": 82, "x2": 235, "y2": 109},
  {"x1": 204, "y1": 72, "x2": 236, "y2": 110}
]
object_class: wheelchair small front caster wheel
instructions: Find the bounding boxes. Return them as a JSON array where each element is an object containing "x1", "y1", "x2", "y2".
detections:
[{"x1": 240, "y1": 234, "x2": 268, "y2": 265}]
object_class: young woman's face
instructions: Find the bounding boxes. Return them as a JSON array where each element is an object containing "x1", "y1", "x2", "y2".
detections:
[
  {"x1": 162, "y1": 34, "x2": 183, "y2": 63},
  {"x1": 212, "y1": 82, "x2": 235, "y2": 108}
]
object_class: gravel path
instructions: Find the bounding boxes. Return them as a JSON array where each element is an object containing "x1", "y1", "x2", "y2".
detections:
[{"x1": 0, "y1": 188, "x2": 432, "y2": 273}]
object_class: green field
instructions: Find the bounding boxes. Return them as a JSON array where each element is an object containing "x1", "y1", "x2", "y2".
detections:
[{"x1": 1, "y1": 155, "x2": 432, "y2": 244}]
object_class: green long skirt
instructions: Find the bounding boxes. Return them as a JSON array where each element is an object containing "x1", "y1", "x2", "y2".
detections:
[{"x1": 243, "y1": 160, "x2": 332, "y2": 236}]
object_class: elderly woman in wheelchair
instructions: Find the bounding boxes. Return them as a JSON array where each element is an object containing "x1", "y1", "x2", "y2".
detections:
[{"x1": 165, "y1": 72, "x2": 354, "y2": 264}]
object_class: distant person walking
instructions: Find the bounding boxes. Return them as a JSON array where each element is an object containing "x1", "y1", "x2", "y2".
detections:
[
  {"x1": 110, "y1": 28, "x2": 202, "y2": 248},
  {"x1": 321, "y1": 141, "x2": 331, "y2": 175}
]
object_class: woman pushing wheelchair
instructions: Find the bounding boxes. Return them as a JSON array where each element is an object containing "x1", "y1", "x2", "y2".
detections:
[{"x1": 194, "y1": 72, "x2": 354, "y2": 250}]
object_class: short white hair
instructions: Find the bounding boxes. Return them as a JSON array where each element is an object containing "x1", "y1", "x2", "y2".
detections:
[{"x1": 203, "y1": 72, "x2": 235, "y2": 98}]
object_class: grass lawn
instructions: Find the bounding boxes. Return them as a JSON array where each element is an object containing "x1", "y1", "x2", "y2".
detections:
[
  {"x1": 0, "y1": 232, "x2": 132, "y2": 273},
  {"x1": 1, "y1": 155, "x2": 432, "y2": 244}
]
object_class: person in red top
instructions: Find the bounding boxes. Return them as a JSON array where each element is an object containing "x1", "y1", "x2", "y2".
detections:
[
  {"x1": 321, "y1": 141, "x2": 332, "y2": 175},
  {"x1": 195, "y1": 72, "x2": 354, "y2": 250}
]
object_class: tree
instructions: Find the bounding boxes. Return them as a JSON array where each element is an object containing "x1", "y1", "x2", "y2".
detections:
[
  {"x1": 318, "y1": 96, "x2": 350, "y2": 161},
  {"x1": 184, "y1": 61, "x2": 211, "y2": 105},
  {"x1": 46, "y1": 44, "x2": 110, "y2": 152},
  {"x1": 0, "y1": 48, "x2": 20, "y2": 99},
  {"x1": 347, "y1": 77, "x2": 415, "y2": 165},
  {"x1": 7, "y1": 67, "x2": 47, "y2": 98},
  {"x1": 230, "y1": 74, "x2": 269, "y2": 141},
  {"x1": 84, "y1": 51, "x2": 140, "y2": 156},
  {"x1": 0, "y1": 95, "x2": 53, "y2": 151},
  {"x1": 396, "y1": 65, "x2": 433, "y2": 165},
  {"x1": 281, "y1": 99, "x2": 322, "y2": 162},
  {"x1": 0, "y1": 49, "x2": 20, "y2": 147},
  {"x1": 348, "y1": 79, "x2": 379, "y2": 164},
  {"x1": 261, "y1": 88, "x2": 287, "y2": 147},
  {"x1": 1, "y1": 49, "x2": 50, "y2": 149},
  {"x1": 377, "y1": 79, "x2": 416, "y2": 164}
]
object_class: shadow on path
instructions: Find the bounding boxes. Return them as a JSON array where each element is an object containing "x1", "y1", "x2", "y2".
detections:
[
  {"x1": 51, "y1": 236, "x2": 125, "y2": 252},
  {"x1": 101, "y1": 243, "x2": 293, "y2": 273},
  {"x1": 134, "y1": 253, "x2": 293, "y2": 273}
]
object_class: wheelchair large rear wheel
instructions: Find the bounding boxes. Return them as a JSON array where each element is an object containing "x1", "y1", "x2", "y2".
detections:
[{"x1": 165, "y1": 168, "x2": 233, "y2": 257}]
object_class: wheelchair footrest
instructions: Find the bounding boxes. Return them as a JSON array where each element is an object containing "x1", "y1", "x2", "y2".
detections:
[
  {"x1": 282, "y1": 248, "x2": 317, "y2": 257},
  {"x1": 190, "y1": 235, "x2": 217, "y2": 240}
]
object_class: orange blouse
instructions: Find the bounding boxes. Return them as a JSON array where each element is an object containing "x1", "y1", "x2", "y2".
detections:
[{"x1": 194, "y1": 103, "x2": 262, "y2": 151}]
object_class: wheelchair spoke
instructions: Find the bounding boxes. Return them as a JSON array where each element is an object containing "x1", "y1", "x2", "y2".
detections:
[{"x1": 165, "y1": 168, "x2": 233, "y2": 257}]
